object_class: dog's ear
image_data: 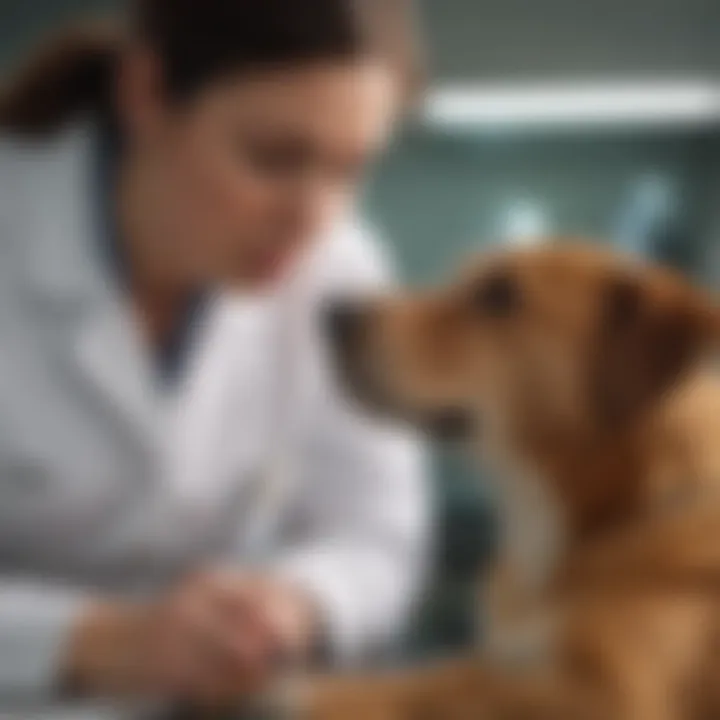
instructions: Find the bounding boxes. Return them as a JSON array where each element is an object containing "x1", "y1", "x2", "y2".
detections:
[{"x1": 591, "y1": 273, "x2": 717, "y2": 428}]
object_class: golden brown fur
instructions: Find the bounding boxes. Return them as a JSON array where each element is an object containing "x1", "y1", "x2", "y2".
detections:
[{"x1": 298, "y1": 241, "x2": 720, "y2": 720}]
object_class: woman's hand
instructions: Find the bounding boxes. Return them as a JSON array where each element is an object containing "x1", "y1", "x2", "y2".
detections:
[{"x1": 63, "y1": 570, "x2": 319, "y2": 707}]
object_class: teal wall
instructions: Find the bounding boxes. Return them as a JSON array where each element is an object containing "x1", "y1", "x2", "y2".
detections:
[{"x1": 365, "y1": 127, "x2": 719, "y2": 285}]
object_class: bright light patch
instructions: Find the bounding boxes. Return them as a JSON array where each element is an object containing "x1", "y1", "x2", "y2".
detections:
[
  {"x1": 425, "y1": 81, "x2": 720, "y2": 130},
  {"x1": 500, "y1": 200, "x2": 550, "y2": 245}
]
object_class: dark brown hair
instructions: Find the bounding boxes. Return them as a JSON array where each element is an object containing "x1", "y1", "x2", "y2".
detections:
[{"x1": 0, "y1": 0, "x2": 422, "y2": 137}]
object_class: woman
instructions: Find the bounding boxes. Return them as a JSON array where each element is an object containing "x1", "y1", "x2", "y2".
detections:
[{"x1": 0, "y1": 0, "x2": 426, "y2": 713}]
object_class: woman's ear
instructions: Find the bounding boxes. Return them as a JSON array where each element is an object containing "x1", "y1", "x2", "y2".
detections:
[
  {"x1": 590, "y1": 273, "x2": 717, "y2": 429},
  {"x1": 116, "y1": 44, "x2": 167, "y2": 138}
]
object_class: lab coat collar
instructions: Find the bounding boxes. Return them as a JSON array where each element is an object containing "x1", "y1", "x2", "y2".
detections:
[
  {"x1": 22, "y1": 122, "x2": 107, "y2": 303},
  {"x1": 20, "y1": 122, "x2": 164, "y2": 449},
  {"x1": 74, "y1": 297, "x2": 164, "y2": 450}
]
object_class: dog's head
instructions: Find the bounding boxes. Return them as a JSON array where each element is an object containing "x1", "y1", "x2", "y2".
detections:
[{"x1": 325, "y1": 242, "x2": 718, "y2": 464}]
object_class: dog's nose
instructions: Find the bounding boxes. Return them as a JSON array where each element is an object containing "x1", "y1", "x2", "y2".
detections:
[{"x1": 324, "y1": 301, "x2": 369, "y2": 349}]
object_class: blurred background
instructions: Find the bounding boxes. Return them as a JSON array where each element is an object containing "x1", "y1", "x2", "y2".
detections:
[{"x1": 2, "y1": 0, "x2": 719, "y2": 657}]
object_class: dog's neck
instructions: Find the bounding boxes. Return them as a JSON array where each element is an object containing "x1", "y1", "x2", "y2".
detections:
[
  {"x1": 487, "y1": 369, "x2": 720, "y2": 592},
  {"x1": 486, "y1": 455, "x2": 567, "y2": 592}
]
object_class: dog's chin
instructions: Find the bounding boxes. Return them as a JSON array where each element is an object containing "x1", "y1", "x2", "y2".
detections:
[
  {"x1": 340, "y1": 373, "x2": 476, "y2": 444},
  {"x1": 333, "y1": 352, "x2": 478, "y2": 443},
  {"x1": 421, "y1": 408, "x2": 477, "y2": 442}
]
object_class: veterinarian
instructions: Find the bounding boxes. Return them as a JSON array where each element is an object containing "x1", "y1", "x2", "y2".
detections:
[{"x1": 0, "y1": 0, "x2": 426, "y2": 715}]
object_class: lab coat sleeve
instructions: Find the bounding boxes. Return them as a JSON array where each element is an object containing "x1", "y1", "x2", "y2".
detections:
[
  {"x1": 0, "y1": 143, "x2": 91, "y2": 700},
  {"x1": 272, "y1": 410, "x2": 429, "y2": 663},
  {"x1": 0, "y1": 581, "x2": 87, "y2": 698},
  {"x1": 271, "y1": 225, "x2": 431, "y2": 662}
]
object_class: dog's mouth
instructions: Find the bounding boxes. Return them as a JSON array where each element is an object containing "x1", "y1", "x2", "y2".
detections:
[
  {"x1": 324, "y1": 300, "x2": 477, "y2": 443},
  {"x1": 331, "y1": 338, "x2": 476, "y2": 443}
]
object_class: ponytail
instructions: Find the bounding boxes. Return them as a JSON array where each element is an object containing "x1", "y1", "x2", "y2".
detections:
[{"x1": 0, "y1": 23, "x2": 121, "y2": 137}]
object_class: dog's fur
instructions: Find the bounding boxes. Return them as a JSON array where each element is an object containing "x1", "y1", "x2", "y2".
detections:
[{"x1": 299, "y1": 242, "x2": 720, "y2": 720}]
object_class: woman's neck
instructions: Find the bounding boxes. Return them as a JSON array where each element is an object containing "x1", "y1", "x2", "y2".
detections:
[{"x1": 115, "y1": 153, "x2": 195, "y2": 347}]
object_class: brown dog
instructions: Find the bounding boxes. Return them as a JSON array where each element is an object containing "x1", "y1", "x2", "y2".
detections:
[{"x1": 297, "y1": 241, "x2": 720, "y2": 720}]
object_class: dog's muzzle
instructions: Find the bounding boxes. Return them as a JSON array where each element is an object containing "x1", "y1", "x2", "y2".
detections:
[{"x1": 324, "y1": 301, "x2": 371, "y2": 356}]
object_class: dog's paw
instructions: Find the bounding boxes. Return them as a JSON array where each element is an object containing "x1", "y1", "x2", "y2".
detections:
[
  {"x1": 253, "y1": 672, "x2": 313, "y2": 719},
  {"x1": 267, "y1": 673, "x2": 411, "y2": 720}
]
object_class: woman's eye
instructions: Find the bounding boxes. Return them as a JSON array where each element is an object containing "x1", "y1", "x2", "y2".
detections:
[{"x1": 472, "y1": 272, "x2": 520, "y2": 317}]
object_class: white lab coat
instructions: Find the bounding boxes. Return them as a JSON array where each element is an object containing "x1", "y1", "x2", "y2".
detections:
[{"x1": 0, "y1": 124, "x2": 427, "y2": 716}]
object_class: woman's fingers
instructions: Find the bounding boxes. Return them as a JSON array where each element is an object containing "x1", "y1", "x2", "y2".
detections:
[
  {"x1": 153, "y1": 571, "x2": 284, "y2": 703},
  {"x1": 60, "y1": 571, "x2": 307, "y2": 706},
  {"x1": 188, "y1": 569, "x2": 301, "y2": 664}
]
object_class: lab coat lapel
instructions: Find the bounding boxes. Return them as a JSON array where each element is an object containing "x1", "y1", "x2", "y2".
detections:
[
  {"x1": 21, "y1": 123, "x2": 163, "y2": 451},
  {"x1": 74, "y1": 298, "x2": 162, "y2": 451},
  {"x1": 164, "y1": 295, "x2": 275, "y2": 507}
]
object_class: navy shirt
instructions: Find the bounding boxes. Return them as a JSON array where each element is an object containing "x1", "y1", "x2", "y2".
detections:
[{"x1": 94, "y1": 123, "x2": 207, "y2": 388}]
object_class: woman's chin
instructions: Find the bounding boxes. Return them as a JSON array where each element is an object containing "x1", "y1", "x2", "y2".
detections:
[{"x1": 221, "y1": 253, "x2": 301, "y2": 292}]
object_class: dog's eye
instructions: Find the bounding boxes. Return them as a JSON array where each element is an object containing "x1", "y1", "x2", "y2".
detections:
[{"x1": 472, "y1": 272, "x2": 519, "y2": 317}]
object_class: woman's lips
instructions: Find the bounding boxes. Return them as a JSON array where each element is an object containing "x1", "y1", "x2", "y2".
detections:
[
  {"x1": 246, "y1": 234, "x2": 313, "y2": 282},
  {"x1": 244, "y1": 244, "x2": 303, "y2": 284},
  {"x1": 252, "y1": 248, "x2": 293, "y2": 279}
]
